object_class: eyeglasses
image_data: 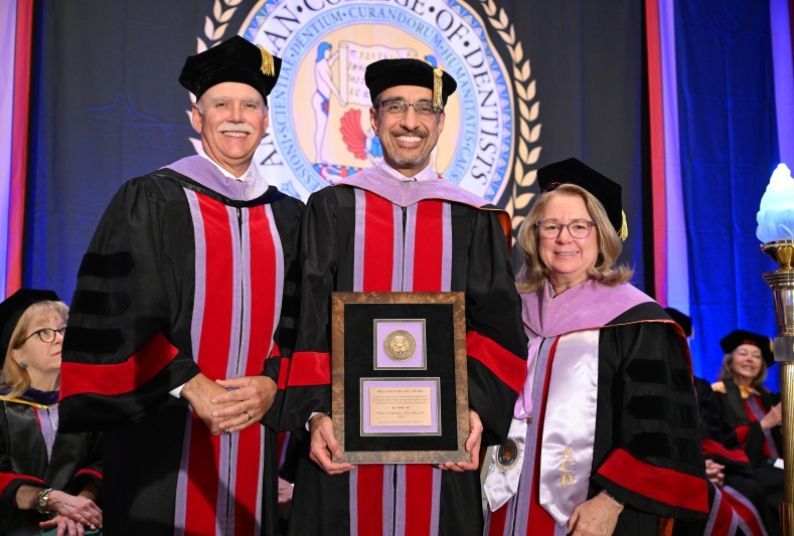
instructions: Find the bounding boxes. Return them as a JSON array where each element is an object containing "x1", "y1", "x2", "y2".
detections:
[
  {"x1": 378, "y1": 98, "x2": 439, "y2": 116},
  {"x1": 536, "y1": 219, "x2": 596, "y2": 239},
  {"x1": 19, "y1": 327, "x2": 66, "y2": 345}
]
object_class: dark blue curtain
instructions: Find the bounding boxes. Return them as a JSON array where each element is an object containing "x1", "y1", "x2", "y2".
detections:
[
  {"x1": 25, "y1": 1, "x2": 206, "y2": 301},
  {"x1": 676, "y1": 0, "x2": 781, "y2": 389}
]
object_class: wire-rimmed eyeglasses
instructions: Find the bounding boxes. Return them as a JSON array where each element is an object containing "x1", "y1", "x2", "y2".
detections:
[
  {"x1": 19, "y1": 327, "x2": 66, "y2": 345},
  {"x1": 536, "y1": 219, "x2": 596, "y2": 239},
  {"x1": 377, "y1": 98, "x2": 439, "y2": 116}
]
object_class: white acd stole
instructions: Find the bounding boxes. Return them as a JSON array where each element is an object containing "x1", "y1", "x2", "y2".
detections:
[
  {"x1": 483, "y1": 332, "x2": 599, "y2": 525},
  {"x1": 483, "y1": 280, "x2": 654, "y2": 526}
]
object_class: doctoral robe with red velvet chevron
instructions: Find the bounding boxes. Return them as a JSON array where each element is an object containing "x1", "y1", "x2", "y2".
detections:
[
  {"x1": 58, "y1": 156, "x2": 302, "y2": 536},
  {"x1": 486, "y1": 286, "x2": 709, "y2": 536},
  {"x1": 282, "y1": 166, "x2": 527, "y2": 536}
]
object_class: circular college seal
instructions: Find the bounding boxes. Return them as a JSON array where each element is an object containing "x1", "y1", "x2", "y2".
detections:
[
  {"x1": 383, "y1": 330, "x2": 416, "y2": 361},
  {"x1": 191, "y1": 0, "x2": 543, "y2": 218}
]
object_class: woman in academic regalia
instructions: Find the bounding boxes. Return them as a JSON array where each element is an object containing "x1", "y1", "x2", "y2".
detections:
[
  {"x1": 712, "y1": 330, "x2": 782, "y2": 464},
  {"x1": 483, "y1": 158, "x2": 708, "y2": 535},
  {"x1": 0, "y1": 289, "x2": 102, "y2": 535},
  {"x1": 712, "y1": 329, "x2": 784, "y2": 533}
]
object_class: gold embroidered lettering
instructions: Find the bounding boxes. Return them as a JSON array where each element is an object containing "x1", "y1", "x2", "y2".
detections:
[{"x1": 560, "y1": 446, "x2": 575, "y2": 487}]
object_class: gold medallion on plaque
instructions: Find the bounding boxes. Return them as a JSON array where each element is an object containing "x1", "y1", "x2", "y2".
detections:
[{"x1": 383, "y1": 330, "x2": 416, "y2": 361}]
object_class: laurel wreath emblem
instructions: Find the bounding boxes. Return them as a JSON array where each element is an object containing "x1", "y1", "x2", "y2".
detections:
[
  {"x1": 478, "y1": 0, "x2": 541, "y2": 231},
  {"x1": 200, "y1": 0, "x2": 540, "y2": 231},
  {"x1": 196, "y1": 0, "x2": 241, "y2": 53}
]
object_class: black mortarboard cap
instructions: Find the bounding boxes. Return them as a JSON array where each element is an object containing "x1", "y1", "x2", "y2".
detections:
[
  {"x1": 0, "y1": 289, "x2": 59, "y2": 367},
  {"x1": 720, "y1": 329, "x2": 774, "y2": 367},
  {"x1": 538, "y1": 158, "x2": 627, "y2": 240},
  {"x1": 365, "y1": 58, "x2": 457, "y2": 110},
  {"x1": 179, "y1": 36, "x2": 282, "y2": 102},
  {"x1": 664, "y1": 307, "x2": 692, "y2": 338}
]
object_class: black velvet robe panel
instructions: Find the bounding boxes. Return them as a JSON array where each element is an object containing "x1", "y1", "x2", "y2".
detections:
[
  {"x1": 59, "y1": 170, "x2": 303, "y2": 535},
  {"x1": 590, "y1": 306, "x2": 707, "y2": 532}
]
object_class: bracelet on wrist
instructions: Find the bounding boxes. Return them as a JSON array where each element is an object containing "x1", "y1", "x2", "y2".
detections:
[{"x1": 35, "y1": 487, "x2": 55, "y2": 515}]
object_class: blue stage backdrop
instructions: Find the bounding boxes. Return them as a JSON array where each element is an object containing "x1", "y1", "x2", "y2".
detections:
[
  {"x1": 675, "y1": 0, "x2": 780, "y2": 389},
  {"x1": 21, "y1": 0, "x2": 786, "y2": 388}
]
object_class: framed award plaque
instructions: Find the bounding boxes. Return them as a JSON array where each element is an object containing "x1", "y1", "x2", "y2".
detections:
[{"x1": 330, "y1": 291, "x2": 469, "y2": 464}]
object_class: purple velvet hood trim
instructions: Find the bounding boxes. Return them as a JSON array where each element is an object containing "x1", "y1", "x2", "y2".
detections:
[
  {"x1": 521, "y1": 280, "x2": 655, "y2": 338},
  {"x1": 164, "y1": 155, "x2": 269, "y2": 201},
  {"x1": 337, "y1": 165, "x2": 496, "y2": 209}
]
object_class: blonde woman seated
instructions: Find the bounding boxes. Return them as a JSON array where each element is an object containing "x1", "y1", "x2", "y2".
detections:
[
  {"x1": 0, "y1": 289, "x2": 102, "y2": 535},
  {"x1": 483, "y1": 158, "x2": 707, "y2": 535},
  {"x1": 712, "y1": 329, "x2": 783, "y2": 533}
]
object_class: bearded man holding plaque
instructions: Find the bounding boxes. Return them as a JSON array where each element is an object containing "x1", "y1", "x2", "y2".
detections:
[{"x1": 281, "y1": 58, "x2": 527, "y2": 535}]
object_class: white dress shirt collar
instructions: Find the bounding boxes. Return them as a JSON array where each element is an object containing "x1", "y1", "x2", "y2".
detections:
[
  {"x1": 200, "y1": 153, "x2": 259, "y2": 183},
  {"x1": 377, "y1": 160, "x2": 438, "y2": 182}
]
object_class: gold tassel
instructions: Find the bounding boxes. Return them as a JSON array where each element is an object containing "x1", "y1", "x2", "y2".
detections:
[
  {"x1": 433, "y1": 67, "x2": 443, "y2": 111},
  {"x1": 619, "y1": 210, "x2": 629, "y2": 241},
  {"x1": 258, "y1": 45, "x2": 275, "y2": 76}
]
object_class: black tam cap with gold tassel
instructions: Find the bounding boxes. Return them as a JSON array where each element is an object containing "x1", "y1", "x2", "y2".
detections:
[
  {"x1": 179, "y1": 36, "x2": 282, "y2": 102},
  {"x1": 538, "y1": 158, "x2": 629, "y2": 242},
  {"x1": 258, "y1": 45, "x2": 275, "y2": 77},
  {"x1": 365, "y1": 58, "x2": 457, "y2": 109}
]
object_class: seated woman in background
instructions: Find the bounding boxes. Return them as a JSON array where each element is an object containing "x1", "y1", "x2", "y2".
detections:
[
  {"x1": 483, "y1": 158, "x2": 707, "y2": 535},
  {"x1": 712, "y1": 329, "x2": 783, "y2": 531},
  {"x1": 663, "y1": 311, "x2": 774, "y2": 535},
  {"x1": 0, "y1": 289, "x2": 102, "y2": 535}
]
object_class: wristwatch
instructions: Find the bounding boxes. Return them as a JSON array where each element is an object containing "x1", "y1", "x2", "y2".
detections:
[{"x1": 36, "y1": 488, "x2": 54, "y2": 515}]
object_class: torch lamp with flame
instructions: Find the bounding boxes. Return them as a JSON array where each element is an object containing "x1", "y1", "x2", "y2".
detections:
[{"x1": 758, "y1": 163, "x2": 794, "y2": 534}]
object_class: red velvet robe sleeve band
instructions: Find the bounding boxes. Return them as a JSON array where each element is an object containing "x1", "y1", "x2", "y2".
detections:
[
  {"x1": 594, "y1": 448, "x2": 709, "y2": 517},
  {"x1": 60, "y1": 332, "x2": 179, "y2": 399},
  {"x1": 466, "y1": 331, "x2": 526, "y2": 393},
  {"x1": 0, "y1": 472, "x2": 45, "y2": 495},
  {"x1": 286, "y1": 351, "x2": 331, "y2": 387},
  {"x1": 701, "y1": 438, "x2": 750, "y2": 465}
]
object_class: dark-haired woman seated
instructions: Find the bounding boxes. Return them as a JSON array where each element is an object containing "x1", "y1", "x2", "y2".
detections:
[{"x1": 0, "y1": 289, "x2": 102, "y2": 535}]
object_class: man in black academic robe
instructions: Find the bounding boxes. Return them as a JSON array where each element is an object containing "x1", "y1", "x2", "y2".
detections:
[
  {"x1": 281, "y1": 58, "x2": 527, "y2": 535},
  {"x1": 59, "y1": 37, "x2": 302, "y2": 535}
]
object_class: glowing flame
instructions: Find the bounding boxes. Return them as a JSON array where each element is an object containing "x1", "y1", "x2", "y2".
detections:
[{"x1": 757, "y1": 163, "x2": 794, "y2": 243}]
